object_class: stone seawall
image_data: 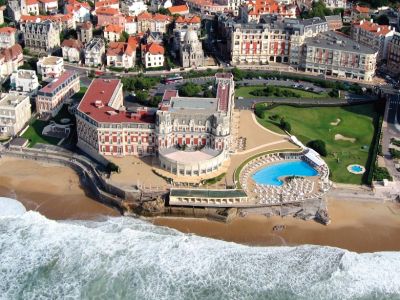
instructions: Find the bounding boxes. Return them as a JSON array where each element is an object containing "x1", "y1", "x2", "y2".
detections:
[{"x1": 2, "y1": 147, "x2": 143, "y2": 212}]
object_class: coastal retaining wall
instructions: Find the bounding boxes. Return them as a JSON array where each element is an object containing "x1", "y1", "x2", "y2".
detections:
[{"x1": 2, "y1": 146, "x2": 142, "y2": 210}]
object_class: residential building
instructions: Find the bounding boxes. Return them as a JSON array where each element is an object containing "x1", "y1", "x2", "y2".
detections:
[
  {"x1": 324, "y1": 14, "x2": 343, "y2": 31},
  {"x1": 239, "y1": 0, "x2": 297, "y2": 23},
  {"x1": 84, "y1": 38, "x2": 105, "y2": 66},
  {"x1": 106, "y1": 41, "x2": 136, "y2": 68},
  {"x1": 387, "y1": 32, "x2": 400, "y2": 76},
  {"x1": 124, "y1": 16, "x2": 138, "y2": 34},
  {"x1": 180, "y1": 27, "x2": 204, "y2": 68},
  {"x1": 20, "y1": 20, "x2": 61, "y2": 53},
  {"x1": 65, "y1": 0, "x2": 91, "y2": 23},
  {"x1": 229, "y1": 17, "x2": 328, "y2": 65},
  {"x1": 321, "y1": 0, "x2": 346, "y2": 9},
  {"x1": 36, "y1": 70, "x2": 80, "y2": 119},
  {"x1": 26, "y1": 0, "x2": 40, "y2": 15},
  {"x1": 75, "y1": 73, "x2": 235, "y2": 178},
  {"x1": 37, "y1": 0, "x2": 58, "y2": 14},
  {"x1": 175, "y1": 15, "x2": 201, "y2": 30},
  {"x1": 61, "y1": 39, "x2": 83, "y2": 63},
  {"x1": 121, "y1": 0, "x2": 147, "y2": 16},
  {"x1": 104, "y1": 24, "x2": 123, "y2": 42},
  {"x1": 351, "y1": 19, "x2": 395, "y2": 61},
  {"x1": 0, "y1": 44, "x2": 23, "y2": 80},
  {"x1": 168, "y1": 4, "x2": 189, "y2": 15},
  {"x1": 37, "y1": 55, "x2": 65, "y2": 82},
  {"x1": 10, "y1": 69, "x2": 40, "y2": 94},
  {"x1": 95, "y1": 0, "x2": 120, "y2": 10},
  {"x1": 96, "y1": 7, "x2": 125, "y2": 27},
  {"x1": 301, "y1": 31, "x2": 377, "y2": 81},
  {"x1": 20, "y1": 14, "x2": 76, "y2": 31},
  {"x1": 137, "y1": 12, "x2": 171, "y2": 33},
  {"x1": 0, "y1": 27, "x2": 16, "y2": 49},
  {"x1": 6, "y1": 0, "x2": 22, "y2": 22},
  {"x1": 185, "y1": 0, "x2": 228, "y2": 14},
  {"x1": 142, "y1": 42, "x2": 164, "y2": 68},
  {"x1": 77, "y1": 21, "x2": 93, "y2": 44},
  {"x1": 0, "y1": 93, "x2": 31, "y2": 137},
  {"x1": 351, "y1": 5, "x2": 370, "y2": 20}
]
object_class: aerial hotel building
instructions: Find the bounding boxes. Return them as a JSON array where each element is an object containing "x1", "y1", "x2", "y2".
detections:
[{"x1": 76, "y1": 73, "x2": 235, "y2": 176}]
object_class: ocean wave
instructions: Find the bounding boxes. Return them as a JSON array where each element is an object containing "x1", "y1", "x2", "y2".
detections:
[{"x1": 0, "y1": 198, "x2": 400, "y2": 300}]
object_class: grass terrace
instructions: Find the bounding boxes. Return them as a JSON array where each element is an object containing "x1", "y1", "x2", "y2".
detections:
[
  {"x1": 235, "y1": 85, "x2": 331, "y2": 99},
  {"x1": 22, "y1": 119, "x2": 60, "y2": 147},
  {"x1": 255, "y1": 103, "x2": 380, "y2": 184}
]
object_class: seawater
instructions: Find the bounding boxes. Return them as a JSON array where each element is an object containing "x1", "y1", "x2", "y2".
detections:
[{"x1": 1, "y1": 197, "x2": 400, "y2": 300}]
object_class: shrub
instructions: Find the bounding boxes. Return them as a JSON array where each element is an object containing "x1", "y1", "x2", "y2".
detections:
[
  {"x1": 373, "y1": 166, "x2": 392, "y2": 181},
  {"x1": 329, "y1": 88, "x2": 339, "y2": 98},
  {"x1": 106, "y1": 162, "x2": 120, "y2": 173},
  {"x1": 307, "y1": 139, "x2": 327, "y2": 157}
]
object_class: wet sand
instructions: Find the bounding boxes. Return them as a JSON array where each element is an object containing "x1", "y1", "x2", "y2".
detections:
[
  {"x1": 1, "y1": 157, "x2": 400, "y2": 252},
  {"x1": 0, "y1": 158, "x2": 119, "y2": 220},
  {"x1": 154, "y1": 199, "x2": 400, "y2": 253}
]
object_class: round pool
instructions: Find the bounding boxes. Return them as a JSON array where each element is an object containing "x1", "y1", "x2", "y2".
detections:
[
  {"x1": 251, "y1": 160, "x2": 318, "y2": 186},
  {"x1": 347, "y1": 164, "x2": 365, "y2": 175}
]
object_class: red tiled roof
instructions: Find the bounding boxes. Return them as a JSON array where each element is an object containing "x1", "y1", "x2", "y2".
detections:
[
  {"x1": 78, "y1": 79, "x2": 155, "y2": 123},
  {"x1": 0, "y1": 27, "x2": 17, "y2": 34},
  {"x1": 80, "y1": 21, "x2": 93, "y2": 30},
  {"x1": 162, "y1": 90, "x2": 178, "y2": 101},
  {"x1": 354, "y1": 5, "x2": 369, "y2": 14},
  {"x1": 175, "y1": 15, "x2": 201, "y2": 23},
  {"x1": 353, "y1": 20, "x2": 392, "y2": 36},
  {"x1": 127, "y1": 36, "x2": 139, "y2": 49},
  {"x1": 0, "y1": 44, "x2": 23, "y2": 62},
  {"x1": 104, "y1": 24, "x2": 123, "y2": 33},
  {"x1": 168, "y1": 4, "x2": 189, "y2": 14},
  {"x1": 61, "y1": 38, "x2": 83, "y2": 50},
  {"x1": 96, "y1": 7, "x2": 119, "y2": 15},
  {"x1": 39, "y1": 0, "x2": 57, "y2": 4},
  {"x1": 26, "y1": 0, "x2": 39, "y2": 5},
  {"x1": 95, "y1": 0, "x2": 118, "y2": 8},
  {"x1": 137, "y1": 12, "x2": 171, "y2": 22},
  {"x1": 107, "y1": 41, "x2": 134, "y2": 56},
  {"x1": 142, "y1": 42, "x2": 164, "y2": 55},
  {"x1": 39, "y1": 70, "x2": 77, "y2": 94}
]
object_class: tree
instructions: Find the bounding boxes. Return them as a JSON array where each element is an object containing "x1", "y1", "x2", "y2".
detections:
[
  {"x1": 179, "y1": 82, "x2": 202, "y2": 97},
  {"x1": 136, "y1": 91, "x2": 149, "y2": 104},
  {"x1": 307, "y1": 140, "x2": 327, "y2": 157},
  {"x1": 118, "y1": 31, "x2": 130, "y2": 43},
  {"x1": 280, "y1": 118, "x2": 291, "y2": 133},
  {"x1": 375, "y1": 15, "x2": 389, "y2": 26}
]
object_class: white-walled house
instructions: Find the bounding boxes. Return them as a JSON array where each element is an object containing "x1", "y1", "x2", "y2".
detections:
[
  {"x1": 141, "y1": 42, "x2": 164, "y2": 68},
  {"x1": 0, "y1": 93, "x2": 31, "y2": 137},
  {"x1": 37, "y1": 56, "x2": 65, "y2": 82},
  {"x1": 10, "y1": 69, "x2": 40, "y2": 94},
  {"x1": 0, "y1": 27, "x2": 16, "y2": 49},
  {"x1": 61, "y1": 39, "x2": 83, "y2": 63}
]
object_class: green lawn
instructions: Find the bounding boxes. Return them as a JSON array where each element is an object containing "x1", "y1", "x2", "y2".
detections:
[
  {"x1": 72, "y1": 86, "x2": 88, "y2": 102},
  {"x1": 236, "y1": 85, "x2": 331, "y2": 99},
  {"x1": 255, "y1": 104, "x2": 378, "y2": 184},
  {"x1": 22, "y1": 119, "x2": 60, "y2": 147}
]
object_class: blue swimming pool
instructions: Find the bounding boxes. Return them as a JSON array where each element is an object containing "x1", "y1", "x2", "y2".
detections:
[
  {"x1": 351, "y1": 165, "x2": 363, "y2": 172},
  {"x1": 252, "y1": 160, "x2": 318, "y2": 186}
]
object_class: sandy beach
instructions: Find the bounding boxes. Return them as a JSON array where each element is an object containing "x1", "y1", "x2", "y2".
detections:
[
  {"x1": 1, "y1": 157, "x2": 400, "y2": 252},
  {"x1": 0, "y1": 157, "x2": 119, "y2": 219}
]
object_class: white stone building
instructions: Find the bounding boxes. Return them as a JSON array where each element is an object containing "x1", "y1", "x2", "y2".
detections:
[
  {"x1": 0, "y1": 93, "x2": 31, "y2": 137},
  {"x1": 106, "y1": 42, "x2": 136, "y2": 69},
  {"x1": 180, "y1": 28, "x2": 204, "y2": 68},
  {"x1": 141, "y1": 43, "x2": 164, "y2": 68},
  {"x1": 37, "y1": 56, "x2": 65, "y2": 82},
  {"x1": 0, "y1": 44, "x2": 23, "y2": 80},
  {"x1": 322, "y1": 0, "x2": 346, "y2": 9},
  {"x1": 61, "y1": 39, "x2": 83, "y2": 63},
  {"x1": 302, "y1": 31, "x2": 377, "y2": 81},
  {"x1": 104, "y1": 24, "x2": 123, "y2": 42},
  {"x1": 10, "y1": 70, "x2": 40, "y2": 94},
  {"x1": 0, "y1": 27, "x2": 16, "y2": 49},
  {"x1": 20, "y1": 20, "x2": 61, "y2": 53},
  {"x1": 121, "y1": 0, "x2": 147, "y2": 16},
  {"x1": 84, "y1": 38, "x2": 105, "y2": 67}
]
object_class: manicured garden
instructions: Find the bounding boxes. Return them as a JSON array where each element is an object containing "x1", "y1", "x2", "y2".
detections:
[
  {"x1": 22, "y1": 119, "x2": 60, "y2": 147},
  {"x1": 235, "y1": 85, "x2": 331, "y2": 99},
  {"x1": 255, "y1": 103, "x2": 380, "y2": 184}
]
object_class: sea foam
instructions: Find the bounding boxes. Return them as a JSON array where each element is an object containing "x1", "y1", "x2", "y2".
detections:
[{"x1": 0, "y1": 198, "x2": 399, "y2": 300}]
